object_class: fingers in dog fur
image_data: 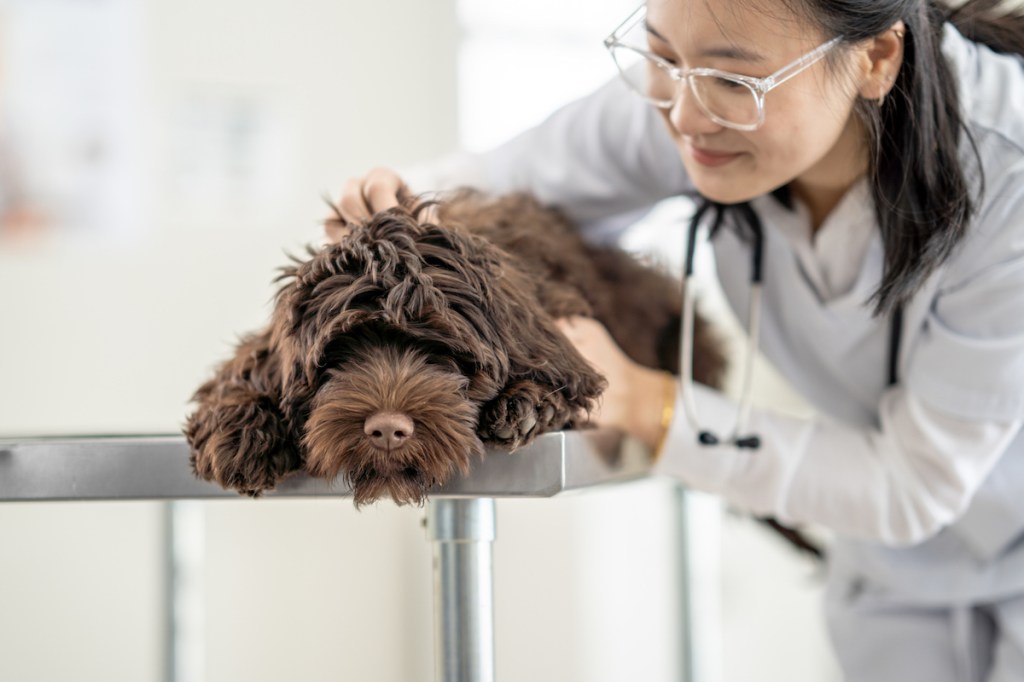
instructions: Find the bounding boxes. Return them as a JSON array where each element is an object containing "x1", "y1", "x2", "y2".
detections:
[
  {"x1": 337, "y1": 177, "x2": 373, "y2": 224},
  {"x1": 417, "y1": 203, "x2": 440, "y2": 225},
  {"x1": 337, "y1": 168, "x2": 405, "y2": 221},
  {"x1": 324, "y1": 220, "x2": 352, "y2": 245},
  {"x1": 362, "y1": 167, "x2": 406, "y2": 213}
]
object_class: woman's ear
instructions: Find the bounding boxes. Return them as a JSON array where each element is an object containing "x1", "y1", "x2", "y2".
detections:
[{"x1": 857, "y1": 20, "x2": 906, "y2": 102}]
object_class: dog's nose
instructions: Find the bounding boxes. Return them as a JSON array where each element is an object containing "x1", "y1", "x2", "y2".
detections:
[{"x1": 364, "y1": 412, "x2": 415, "y2": 451}]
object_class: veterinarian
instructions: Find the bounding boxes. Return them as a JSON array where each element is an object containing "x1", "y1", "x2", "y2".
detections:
[{"x1": 328, "y1": 0, "x2": 1024, "y2": 678}]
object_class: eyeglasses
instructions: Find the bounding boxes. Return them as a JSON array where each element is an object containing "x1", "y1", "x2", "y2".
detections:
[{"x1": 603, "y1": 4, "x2": 842, "y2": 131}]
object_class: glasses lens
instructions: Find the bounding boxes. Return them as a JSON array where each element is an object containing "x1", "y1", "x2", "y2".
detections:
[
  {"x1": 689, "y1": 75, "x2": 760, "y2": 128},
  {"x1": 608, "y1": 45, "x2": 674, "y2": 108}
]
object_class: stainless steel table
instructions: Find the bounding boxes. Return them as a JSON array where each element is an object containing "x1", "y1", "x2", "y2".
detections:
[
  {"x1": 0, "y1": 431, "x2": 687, "y2": 682},
  {"x1": 0, "y1": 430, "x2": 647, "y2": 502}
]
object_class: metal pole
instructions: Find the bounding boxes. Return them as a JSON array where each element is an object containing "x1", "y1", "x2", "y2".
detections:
[
  {"x1": 426, "y1": 498, "x2": 496, "y2": 682},
  {"x1": 674, "y1": 485, "x2": 696, "y2": 682},
  {"x1": 675, "y1": 485, "x2": 725, "y2": 682}
]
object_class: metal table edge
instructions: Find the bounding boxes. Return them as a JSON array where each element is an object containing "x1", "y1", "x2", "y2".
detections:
[{"x1": 0, "y1": 430, "x2": 652, "y2": 503}]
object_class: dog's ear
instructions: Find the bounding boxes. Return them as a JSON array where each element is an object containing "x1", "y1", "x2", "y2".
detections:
[
  {"x1": 411, "y1": 222, "x2": 607, "y2": 412},
  {"x1": 267, "y1": 216, "x2": 426, "y2": 400},
  {"x1": 184, "y1": 328, "x2": 302, "y2": 495}
]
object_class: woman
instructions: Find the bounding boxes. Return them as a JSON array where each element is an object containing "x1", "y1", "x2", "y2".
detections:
[{"x1": 330, "y1": 0, "x2": 1024, "y2": 678}]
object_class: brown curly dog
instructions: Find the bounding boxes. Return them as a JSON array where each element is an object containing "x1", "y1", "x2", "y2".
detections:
[{"x1": 183, "y1": 191, "x2": 726, "y2": 506}]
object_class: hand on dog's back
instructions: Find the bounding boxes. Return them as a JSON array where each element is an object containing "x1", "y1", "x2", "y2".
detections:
[{"x1": 326, "y1": 167, "x2": 439, "y2": 243}]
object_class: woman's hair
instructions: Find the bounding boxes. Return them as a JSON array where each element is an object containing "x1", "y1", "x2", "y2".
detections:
[{"x1": 700, "y1": 0, "x2": 1024, "y2": 316}]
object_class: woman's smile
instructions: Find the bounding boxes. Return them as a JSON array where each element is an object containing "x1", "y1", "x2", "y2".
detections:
[{"x1": 688, "y1": 142, "x2": 745, "y2": 167}]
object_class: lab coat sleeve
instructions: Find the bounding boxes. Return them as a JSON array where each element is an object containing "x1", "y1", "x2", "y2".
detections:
[
  {"x1": 401, "y1": 73, "x2": 691, "y2": 241},
  {"x1": 654, "y1": 164, "x2": 1024, "y2": 548},
  {"x1": 654, "y1": 383, "x2": 1022, "y2": 547},
  {"x1": 904, "y1": 161, "x2": 1024, "y2": 421}
]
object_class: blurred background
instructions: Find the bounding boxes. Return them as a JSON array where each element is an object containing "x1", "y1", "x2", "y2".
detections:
[{"x1": 0, "y1": 0, "x2": 837, "y2": 680}]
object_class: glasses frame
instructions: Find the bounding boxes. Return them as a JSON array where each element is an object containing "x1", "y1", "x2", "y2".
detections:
[{"x1": 603, "y1": 4, "x2": 843, "y2": 131}]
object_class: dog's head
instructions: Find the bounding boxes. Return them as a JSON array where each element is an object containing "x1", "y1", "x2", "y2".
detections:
[
  {"x1": 299, "y1": 329, "x2": 482, "y2": 506},
  {"x1": 269, "y1": 203, "x2": 600, "y2": 505}
]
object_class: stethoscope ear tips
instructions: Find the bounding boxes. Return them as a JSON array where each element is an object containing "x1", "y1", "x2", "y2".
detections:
[{"x1": 698, "y1": 431, "x2": 720, "y2": 445}]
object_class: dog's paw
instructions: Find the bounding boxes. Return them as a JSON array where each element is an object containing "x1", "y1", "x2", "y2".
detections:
[
  {"x1": 185, "y1": 400, "x2": 300, "y2": 497},
  {"x1": 191, "y1": 447, "x2": 287, "y2": 497},
  {"x1": 479, "y1": 381, "x2": 574, "y2": 450}
]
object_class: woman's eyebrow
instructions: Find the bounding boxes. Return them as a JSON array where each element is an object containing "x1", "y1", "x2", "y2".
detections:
[
  {"x1": 644, "y1": 20, "x2": 766, "y2": 62},
  {"x1": 703, "y1": 45, "x2": 766, "y2": 61},
  {"x1": 644, "y1": 20, "x2": 672, "y2": 44}
]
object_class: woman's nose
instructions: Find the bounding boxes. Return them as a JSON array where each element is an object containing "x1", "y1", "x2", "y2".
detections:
[{"x1": 667, "y1": 83, "x2": 723, "y2": 136}]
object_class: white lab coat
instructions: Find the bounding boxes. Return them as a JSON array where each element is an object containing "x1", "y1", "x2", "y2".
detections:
[{"x1": 406, "y1": 23, "x2": 1024, "y2": 681}]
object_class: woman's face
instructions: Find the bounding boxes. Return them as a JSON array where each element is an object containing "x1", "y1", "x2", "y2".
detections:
[{"x1": 645, "y1": 0, "x2": 868, "y2": 206}]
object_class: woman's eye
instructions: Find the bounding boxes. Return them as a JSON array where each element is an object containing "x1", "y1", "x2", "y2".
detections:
[
  {"x1": 646, "y1": 43, "x2": 678, "y2": 65},
  {"x1": 714, "y1": 77, "x2": 746, "y2": 89}
]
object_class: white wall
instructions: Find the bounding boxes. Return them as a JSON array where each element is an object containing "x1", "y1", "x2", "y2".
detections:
[
  {"x1": 0, "y1": 0, "x2": 460, "y2": 436},
  {"x1": 0, "y1": 502, "x2": 168, "y2": 681}
]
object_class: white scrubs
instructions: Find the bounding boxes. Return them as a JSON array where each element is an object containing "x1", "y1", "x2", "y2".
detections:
[{"x1": 406, "y1": 23, "x2": 1024, "y2": 681}]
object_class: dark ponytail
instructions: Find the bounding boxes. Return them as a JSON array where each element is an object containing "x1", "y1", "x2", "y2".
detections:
[
  {"x1": 702, "y1": 0, "x2": 1024, "y2": 316},
  {"x1": 946, "y1": 0, "x2": 1024, "y2": 56},
  {"x1": 860, "y1": 0, "x2": 968, "y2": 315}
]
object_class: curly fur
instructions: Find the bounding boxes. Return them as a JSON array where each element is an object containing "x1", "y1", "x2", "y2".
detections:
[{"x1": 184, "y1": 190, "x2": 726, "y2": 506}]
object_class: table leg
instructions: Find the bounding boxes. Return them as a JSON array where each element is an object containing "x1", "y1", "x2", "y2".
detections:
[{"x1": 426, "y1": 498, "x2": 496, "y2": 682}]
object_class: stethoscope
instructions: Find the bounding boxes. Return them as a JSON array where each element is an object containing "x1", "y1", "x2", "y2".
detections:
[{"x1": 679, "y1": 200, "x2": 903, "y2": 451}]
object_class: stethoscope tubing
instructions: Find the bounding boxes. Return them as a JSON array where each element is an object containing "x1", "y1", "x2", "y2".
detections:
[
  {"x1": 679, "y1": 202, "x2": 765, "y2": 449},
  {"x1": 678, "y1": 199, "x2": 902, "y2": 452}
]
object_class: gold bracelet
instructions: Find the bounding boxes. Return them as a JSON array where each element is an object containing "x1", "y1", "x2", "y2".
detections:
[{"x1": 651, "y1": 372, "x2": 677, "y2": 464}]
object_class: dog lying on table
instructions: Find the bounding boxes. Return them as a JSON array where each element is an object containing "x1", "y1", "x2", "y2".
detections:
[
  {"x1": 184, "y1": 190, "x2": 826, "y2": 558},
  {"x1": 184, "y1": 189, "x2": 727, "y2": 507}
]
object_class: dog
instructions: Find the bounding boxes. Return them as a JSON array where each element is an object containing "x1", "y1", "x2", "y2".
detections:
[{"x1": 184, "y1": 190, "x2": 727, "y2": 506}]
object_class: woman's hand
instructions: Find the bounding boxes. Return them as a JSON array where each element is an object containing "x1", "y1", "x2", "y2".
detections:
[
  {"x1": 324, "y1": 167, "x2": 412, "y2": 244},
  {"x1": 555, "y1": 316, "x2": 675, "y2": 450}
]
